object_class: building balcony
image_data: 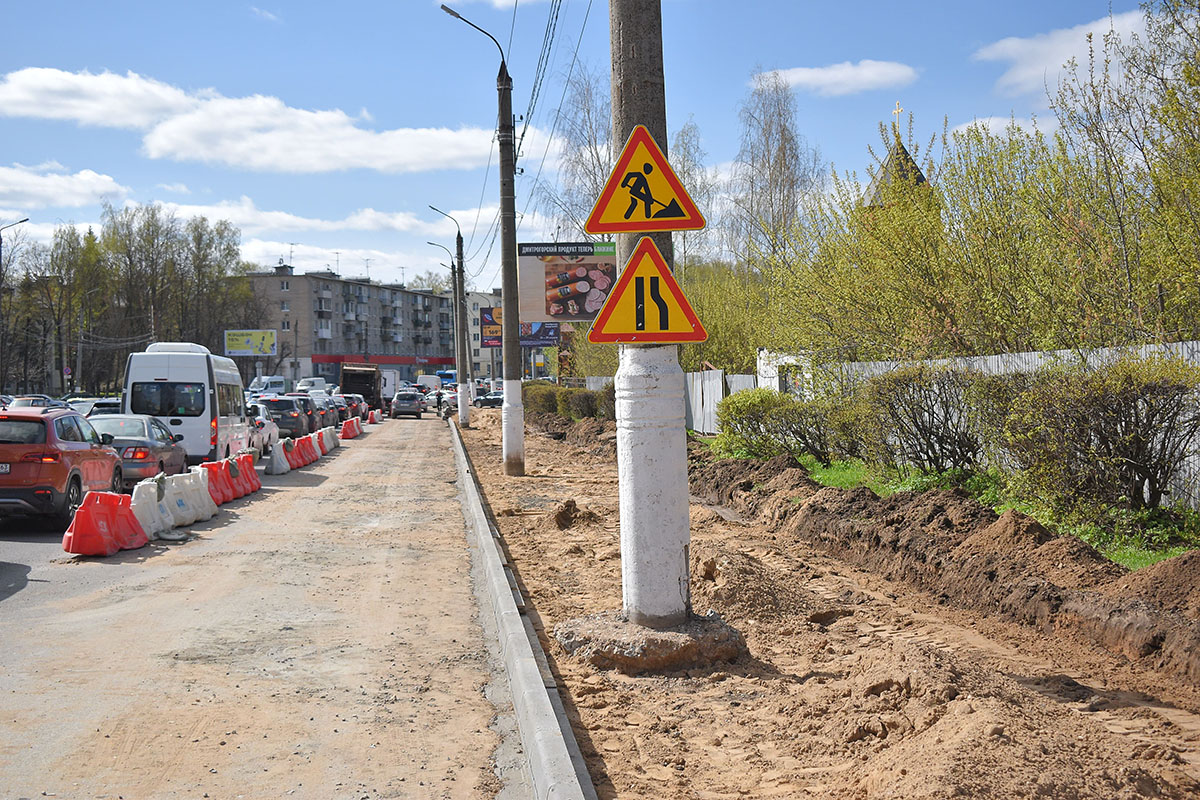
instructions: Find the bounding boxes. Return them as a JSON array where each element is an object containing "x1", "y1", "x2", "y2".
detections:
[
  {"x1": 343, "y1": 311, "x2": 356, "y2": 321},
  {"x1": 317, "y1": 329, "x2": 332, "y2": 339},
  {"x1": 391, "y1": 333, "x2": 403, "y2": 343},
  {"x1": 320, "y1": 289, "x2": 332, "y2": 299}
]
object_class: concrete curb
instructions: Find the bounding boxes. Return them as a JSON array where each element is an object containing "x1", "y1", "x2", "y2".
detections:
[{"x1": 448, "y1": 420, "x2": 596, "y2": 800}]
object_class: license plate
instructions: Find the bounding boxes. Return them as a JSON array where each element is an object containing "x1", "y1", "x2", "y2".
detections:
[{"x1": 0, "y1": 463, "x2": 9, "y2": 474}]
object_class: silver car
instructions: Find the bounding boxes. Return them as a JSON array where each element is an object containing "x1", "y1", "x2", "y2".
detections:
[{"x1": 390, "y1": 391, "x2": 423, "y2": 419}]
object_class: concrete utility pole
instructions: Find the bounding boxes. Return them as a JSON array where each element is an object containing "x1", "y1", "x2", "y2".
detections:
[
  {"x1": 610, "y1": 0, "x2": 689, "y2": 628},
  {"x1": 442, "y1": 3, "x2": 523, "y2": 475},
  {"x1": 429, "y1": 205, "x2": 472, "y2": 426}
]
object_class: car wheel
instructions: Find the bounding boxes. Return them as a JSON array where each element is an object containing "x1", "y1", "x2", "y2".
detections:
[
  {"x1": 416, "y1": 413, "x2": 422, "y2": 419},
  {"x1": 158, "y1": 461, "x2": 166, "y2": 477},
  {"x1": 111, "y1": 467, "x2": 123, "y2": 493},
  {"x1": 56, "y1": 476, "x2": 83, "y2": 527}
]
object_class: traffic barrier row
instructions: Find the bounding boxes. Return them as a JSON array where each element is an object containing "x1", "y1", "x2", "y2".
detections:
[
  {"x1": 64, "y1": 422, "x2": 358, "y2": 556},
  {"x1": 368, "y1": 409, "x2": 382, "y2": 424}
]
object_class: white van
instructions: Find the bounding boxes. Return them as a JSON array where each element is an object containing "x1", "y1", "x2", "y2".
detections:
[
  {"x1": 295, "y1": 377, "x2": 328, "y2": 393},
  {"x1": 123, "y1": 342, "x2": 251, "y2": 465},
  {"x1": 248, "y1": 374, "x2": 289, "y2": 395}
]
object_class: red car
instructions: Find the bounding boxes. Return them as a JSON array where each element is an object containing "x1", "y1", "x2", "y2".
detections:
[{"x1": 0, "y1": 407, "x2": 123, "y2": 526}]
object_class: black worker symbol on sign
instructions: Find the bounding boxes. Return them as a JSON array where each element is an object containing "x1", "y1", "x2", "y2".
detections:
[{"x1": 620, "y1": 162, "x2": 686, "y2": 221}]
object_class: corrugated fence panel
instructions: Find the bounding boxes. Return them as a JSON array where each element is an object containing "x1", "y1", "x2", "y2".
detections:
[
  {"x1": 726, "y1": 374, "x2": 756, "y2": 395},
  {"x1": 585, "y1": 376, "x2": 611, "y2": 391}
]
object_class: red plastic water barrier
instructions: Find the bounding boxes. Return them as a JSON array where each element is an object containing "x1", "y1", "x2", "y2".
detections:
[
  {"x1": 340, "y1": 419, "x2": 357, "y2": 439},
  {"x1": 226, "y1": 458, "x2": 250, "y2": 498},
  {"x1": 63, "y1": 491, "x2": 148, "y2": 556},
  {"x1": 316, "y1": 431, "x2": 329, "y2": 455},
  {"x1": 237, "y1": 453, "x2": 261, "y2": 491},
  {"x1": 202, "y1": 462, "x2": 232, "y2": 505},
  {"x1": 301, "y1": 436, "x2": 318, "y2": 464}
]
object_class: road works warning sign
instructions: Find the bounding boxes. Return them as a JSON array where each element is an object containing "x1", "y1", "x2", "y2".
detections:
[
  {"x1": 584, "y1": 125, "x2": 705, "y2": 234},
  {"x1": 587, "y1": 237, "x2": 707, "y2": 344}
]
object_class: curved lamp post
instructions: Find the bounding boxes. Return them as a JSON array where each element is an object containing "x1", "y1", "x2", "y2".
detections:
[{"x1": 441, "y1": 3, "x2": 523, "y2": 475}]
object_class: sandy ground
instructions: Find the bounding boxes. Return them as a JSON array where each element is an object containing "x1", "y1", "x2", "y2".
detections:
[
  {"x1": 461, "y1": 409, "x2": 1200, "y2": 799},
  {"x1": 0, "y1": 418, "x2": 525, "y2": 799}
]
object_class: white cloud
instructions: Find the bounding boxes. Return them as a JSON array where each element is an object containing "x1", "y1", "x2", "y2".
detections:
[
  {"x1": 149, "y1": 195, "x2": 489, "y2": 237},
  {"x1": 0, "y1": 162, "x2": 128, "y2": 208},
  {"x1": 155, "y1": 182, "x2": 191, "y2": 194},
  {"x1": 973, "y1": 10, "x2": 1146, "y2": 96},
  {"x1": 0, "y1": 68, "x2": 199, "y2": 129},
  {"x1": 951, "y1": 116, "x2": 1057, "y2": 137},
  {"x1": 762, "y1": 60, "x2": 918, "y2": 97},
  {"x1": 251, "y1": 7, "x2": 279, "y2": 22},
  {"x1": 0, "y1": 67, "x2": 555, "y2": 174},
  {"x1": 143, "y1": 95, "x2": 502, "y2": 173}
]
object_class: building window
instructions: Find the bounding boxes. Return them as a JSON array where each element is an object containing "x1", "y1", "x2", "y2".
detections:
[
  {"x1": 472, "y1": 302, "x2": 478, "y2": 310},
  {"x1": 473, "y1": 332, "x2": 480, "y2": 341},
  {"x1": 281, "y1": 280, "x2": 290, "y2": 291},
  {"x1": 474, "y1": 362, "x2": 482, "y2": 371},
  {"x1": 473, "y1": 348, "x2": 480, "y2": 357},
  {"x1": 281, "y1": 319, "x2": 291, "y2": 331},
  {"x1": 280, "y1": 300, "x2": 289, "y2": 312}
]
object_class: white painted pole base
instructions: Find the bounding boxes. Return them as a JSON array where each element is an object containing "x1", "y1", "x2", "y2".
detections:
[
  {"x1": 501, "y1": 378, "x2": 525, "y2": 476},
  {"x1": 457, "y1": 383, "x2": 470, "y2": 427},
  {"x1": 616, "y1": 344, "x2": 690, "y2": 628}
]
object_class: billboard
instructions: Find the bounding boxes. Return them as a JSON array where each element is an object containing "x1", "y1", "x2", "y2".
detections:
[
  {"x1": 481, "y1": 310, "x2": 560, "y2": 348},
  {"x1": 518, "y1": 241, "x2": 618, "y2": 323},
  {"x1": 520, "y1": 322, "x2": 559, "y2": 347},
  {"x1": 480, "y1": 307, "x2": 502, "y2": 348},
  {"x1": 224, "y1": 329, "x2": 277, "y2": 356}
]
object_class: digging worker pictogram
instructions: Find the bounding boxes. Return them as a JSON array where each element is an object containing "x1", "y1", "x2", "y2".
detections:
[{"x1": 620, "y1": 162, "x2": 685, "y2": 221}]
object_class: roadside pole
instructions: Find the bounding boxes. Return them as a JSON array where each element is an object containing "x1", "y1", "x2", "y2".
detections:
[
  {"x1": 609, "y1": 0, "x2": 687, "y2": 628},
  {"x1": 498, "y1": 58, "x2": 524, "y2": 475},
  {"x1": 455, "y1": 228, "x2": 471, "y2": 427}
]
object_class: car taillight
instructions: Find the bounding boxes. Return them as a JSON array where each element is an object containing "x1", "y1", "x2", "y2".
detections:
[
  {"x1": 21, "y1": 452, "x2": 60, "y2": 463},
  {"x1": 288, "y1": 411, "x2": 299, "y2": 417},
  {"x1": 122, "y1": 447, "x2": 151, "y2": 460},
  {"x1": 211, "y1": 417, "x2": 218, "y2": 448}
]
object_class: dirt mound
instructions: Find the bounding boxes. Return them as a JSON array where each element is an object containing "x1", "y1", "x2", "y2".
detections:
[
  {"x1": 551, "y1": 499, "x2": 599, "y2": 530},
  {"x1": 565, "y1": 417, "x2": 617, "y2": 457},
  {"x1": 1099, "y1": 549, "x2": 1200, "y2": 620},
  {"x1": 690, "y1": 449, "x2": 1200, "y2": 682}
]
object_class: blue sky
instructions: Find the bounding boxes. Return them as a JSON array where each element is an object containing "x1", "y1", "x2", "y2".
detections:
[{"x1": 0, "y1": 1, "x2": 1144, "y2": 292}]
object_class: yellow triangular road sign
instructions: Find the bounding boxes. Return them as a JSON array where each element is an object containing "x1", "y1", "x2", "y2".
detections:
[
  {"x1": 584, "y1": 125, "x2": 705, "y2": 234},
  {"x1": 587, "y1": 238, "x2": 707, "y2": 343}
]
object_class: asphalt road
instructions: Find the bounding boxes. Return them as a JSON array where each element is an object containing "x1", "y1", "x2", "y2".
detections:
[{"x1": 0, "y1": 418, "x2": 528, "y2": 799}]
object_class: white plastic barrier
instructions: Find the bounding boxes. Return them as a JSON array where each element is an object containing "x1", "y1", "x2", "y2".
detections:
[
  {"x1": 330, "y1": 426, "x2": 341, "y2": 448},
  {"x1": 266, "y1": 441, "x2": 291, "y2": 474},
  {"x1": 130, "y1": 479, "x2": 171, "y2": 540},
  {"x1": 186, "y1": 467, "x2": 219, "y2": 520},
  {"x1": 164, "y1": 473, "x2": 200, "y2": 527},
  {"x1": 320, "y1": 428, "x2": 335, "y2": 453},
  {"x1": 308, "y1": 434, "x2": 322, "y2": 460}
]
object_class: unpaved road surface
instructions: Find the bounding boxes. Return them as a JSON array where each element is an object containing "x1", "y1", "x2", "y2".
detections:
[
  {"x1": 0, "y1": 418, "x2": 524, "y2": 799},
  {"x1": 462, "y1": 410, "x2": 1200, "y2": 799}
]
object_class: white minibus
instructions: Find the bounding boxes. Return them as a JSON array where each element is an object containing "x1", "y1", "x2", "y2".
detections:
[{"x1": 123, "y1": 342, "x2": 250, "y2": 464}]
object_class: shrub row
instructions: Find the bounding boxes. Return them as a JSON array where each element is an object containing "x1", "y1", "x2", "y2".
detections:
[
  {"x1": 522, "y1": 381, "x2": 615, "y2": 420},
  {"x1": 714, "y1": 354, "x2": 1200, "y2": 513}
]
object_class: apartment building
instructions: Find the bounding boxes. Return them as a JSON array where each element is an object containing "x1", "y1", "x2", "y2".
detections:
[
  {"x1": 248, "y1": 264, "x2": 455, "y2": 383},
  {"x1": 443, "y1": 287, "x2": 504, "y2": 382}
]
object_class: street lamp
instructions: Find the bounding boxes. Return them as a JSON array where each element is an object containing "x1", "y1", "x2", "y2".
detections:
[
  {"x1": 441, "y1": 3, "x2": 524, "y2": 475},
  {"x1": 429, "y1": 205, "x2": 474, "y2": 408},
  {"x1": 427, "y1": 240, "x2": 469, "y2": 426}
]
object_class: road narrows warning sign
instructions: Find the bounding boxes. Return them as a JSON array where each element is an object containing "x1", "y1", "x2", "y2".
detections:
[
  {"x1": 584, "y1": 125, "x2": 705, "y2": 234},
  {"x1": 587, "y1": 237, "x2": 707, "y2": 343}
]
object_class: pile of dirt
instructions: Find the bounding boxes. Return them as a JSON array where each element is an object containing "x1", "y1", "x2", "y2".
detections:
[
  {"x1": 551, "y1": 499, "x2": 599, "y2": 530},
  {"x1": 461, "y1": 415, "x2": 1200, "y2": 799},
  {"x1": 689, "y1": 448, "x2": 1200, "y2": 682}
]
